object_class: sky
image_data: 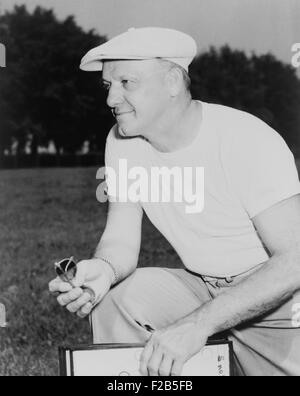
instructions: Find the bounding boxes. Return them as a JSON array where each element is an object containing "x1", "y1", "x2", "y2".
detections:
[{"x1": 1, "y1": 0, "x2": 300, "y2": 74}]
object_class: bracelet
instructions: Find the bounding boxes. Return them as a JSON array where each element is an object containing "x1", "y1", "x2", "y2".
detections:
[{"x1": 99, "y1": 257, "x2": 119, "y2": 285}]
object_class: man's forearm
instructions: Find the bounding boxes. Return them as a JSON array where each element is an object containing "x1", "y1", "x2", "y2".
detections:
[
  {"x1": 93, "y1": 236, "x2": 139, "y2": 285},
  {"x1": 192, "y1": 251, "x2": 300, "y2": 337}
]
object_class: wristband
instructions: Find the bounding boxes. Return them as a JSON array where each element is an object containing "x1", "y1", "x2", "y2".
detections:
[{"x1": 99, "y1": 257, "x2": 119, "y2": 285}]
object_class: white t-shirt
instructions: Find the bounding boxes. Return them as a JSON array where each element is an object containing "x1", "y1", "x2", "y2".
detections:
[{"x1": 104, "y1": 102, "x2": 300, "y2": 277}]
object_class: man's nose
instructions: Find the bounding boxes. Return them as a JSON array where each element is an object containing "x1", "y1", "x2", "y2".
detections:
[{"x1": 106, "y1": 85, "x2": 124, "y2": 109}]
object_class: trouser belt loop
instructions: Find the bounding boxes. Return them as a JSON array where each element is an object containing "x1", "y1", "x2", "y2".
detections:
[{"x1": 225, "y1": 276, "x2": 234, "y2": 284}]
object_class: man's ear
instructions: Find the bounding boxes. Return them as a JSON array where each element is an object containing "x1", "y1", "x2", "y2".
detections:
[{"x1": 165, "y1": 67, "x2": 183, "y2": 97}]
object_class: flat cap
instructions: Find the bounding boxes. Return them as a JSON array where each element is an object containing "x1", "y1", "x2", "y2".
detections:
[{"x1": 80, "y1": 27, "x2": 197, "y2": 72}]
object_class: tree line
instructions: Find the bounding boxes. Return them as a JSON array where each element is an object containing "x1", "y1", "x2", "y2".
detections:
[{"x1": 0, "y1": 5, "x2": 299, "y2": 165}]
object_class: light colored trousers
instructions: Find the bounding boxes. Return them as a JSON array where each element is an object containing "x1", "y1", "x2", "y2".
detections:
[{"x1": 90, "y1": 267, "x2": 300, "y2": 376}]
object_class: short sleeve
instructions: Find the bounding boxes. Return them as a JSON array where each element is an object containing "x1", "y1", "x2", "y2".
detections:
[{"x1": 223, "y1": 116, "x2": 300, "y2": 219}]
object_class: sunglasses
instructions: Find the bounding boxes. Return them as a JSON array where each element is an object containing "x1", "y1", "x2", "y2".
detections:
[
  {"x1": 54, "y1": 256, "x2": 77, "y2": 286},
  {"x1": 54, "y1": 257, "x2": 96, "y2": 303}
]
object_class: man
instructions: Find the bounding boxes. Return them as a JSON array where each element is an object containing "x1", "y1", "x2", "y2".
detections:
[{"x1": 49, "y1": 27, "x2": 300, "y2": 376}]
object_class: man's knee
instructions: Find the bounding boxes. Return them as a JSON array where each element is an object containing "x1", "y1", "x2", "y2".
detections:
[
  {"x1": 92, "y1": 268, "x2": 159, "y2": 322},
  {"x1": 90, "y1": 268, "x2": 161, "y2": 342}
]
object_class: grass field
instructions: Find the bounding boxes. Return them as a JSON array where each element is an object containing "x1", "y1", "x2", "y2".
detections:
[{"x1": 0, "y1": 167, "x2": 182, "y2": 376}]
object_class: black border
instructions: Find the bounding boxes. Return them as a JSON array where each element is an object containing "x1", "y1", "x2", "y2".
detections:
[
  {"x1": 58, "y1": 347, "x2": 68, "y2": 377},
  {"x1": 59, "y1": 339, "x2": 234, "y2": 377},
  {"x1": 228, "y1": 341, "x2": 235, "y2": 377}
]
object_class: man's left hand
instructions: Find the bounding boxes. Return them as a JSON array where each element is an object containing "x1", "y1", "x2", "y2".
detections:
[{"x1": 139, "y1": 317, "x2": 209, "y2": 376}]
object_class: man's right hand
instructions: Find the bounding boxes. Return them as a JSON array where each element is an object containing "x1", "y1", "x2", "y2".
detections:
[{"x1": 48, "y1": 258, "x2": 115, "y2": 318}]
